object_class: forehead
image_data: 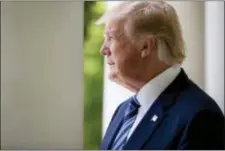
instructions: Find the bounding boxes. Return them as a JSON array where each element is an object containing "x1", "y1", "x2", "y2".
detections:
[{"x1": 104, "y1": 19, "x2": 124, "y2": 36}]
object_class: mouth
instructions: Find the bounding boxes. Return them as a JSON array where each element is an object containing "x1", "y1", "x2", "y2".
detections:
[{"x1": 107, "y1": 62, "x2": 115, "y2": 66}]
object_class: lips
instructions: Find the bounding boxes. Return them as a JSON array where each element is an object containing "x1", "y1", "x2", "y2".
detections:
[
  {"x1": 107, "y1": 58, "x2": 115, "y2": 65},
  {"x1": 107, "y1": 60, "x2": 115, "y2": 65},
  {"x1": 108, "y1": 62, "x2": 115, "y2": 65}
]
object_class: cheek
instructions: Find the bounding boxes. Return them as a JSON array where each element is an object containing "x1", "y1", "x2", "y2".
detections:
[
  {"x1": 110, "y1": 41, "x2": 140, "y2": 68},
  {"x1": 118, "y1": 49, "x2": 139, "y2": 69},
  {"x1": 109, "y1": 43, "x2": 122, "y2": 61}
]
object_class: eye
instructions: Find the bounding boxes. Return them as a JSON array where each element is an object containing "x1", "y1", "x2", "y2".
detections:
[
  {"x1": 103, "y1": 34, "x2": 116, "y2": 42},
  {"x1": 108, "y1": 36, "x2": 113, "y2": 40},
  {"x1": 109, "y1": 36, "x2": 117, "y2": 42}
]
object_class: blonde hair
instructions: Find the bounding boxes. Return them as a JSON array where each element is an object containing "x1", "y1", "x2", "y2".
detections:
[{"x1": 97, "y1": 1, "x2": 186, "y2": 65}]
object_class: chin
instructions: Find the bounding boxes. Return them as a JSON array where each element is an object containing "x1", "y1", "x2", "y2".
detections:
[
  {"x1": 108, "y1": 66, "x2": 124, "y2": 82},
  {"x1": 108, "y1": 72, "x2": 117, "y2": 81},
  {"x1": 108, "y1": 68, "x2": 120, "y2": 81}
]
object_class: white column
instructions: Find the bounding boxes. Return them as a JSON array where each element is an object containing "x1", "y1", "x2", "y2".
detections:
[
  {"x1": 205, "y1": 2, "x2": 224, "y2": 112},
  {"x1": 1, "y1": 2, "x2": 84, "y2": 149},
  {"x1": 167, "y1": 1, "x2": 205, "y2": 89}
]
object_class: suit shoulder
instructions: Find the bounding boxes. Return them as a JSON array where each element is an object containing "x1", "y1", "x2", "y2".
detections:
[{"x1": 173, "y1": 79, "x2": 223, "y2": 121}]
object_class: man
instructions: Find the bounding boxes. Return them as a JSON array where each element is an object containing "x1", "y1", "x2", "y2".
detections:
[{"x1": 97, "y1": 1, "x2": 224, "y2": 150}]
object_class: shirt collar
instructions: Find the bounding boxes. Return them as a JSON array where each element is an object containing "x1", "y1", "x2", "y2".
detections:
[{"x1": 136, "y1": 65, "x2": 181, "y2": 113}]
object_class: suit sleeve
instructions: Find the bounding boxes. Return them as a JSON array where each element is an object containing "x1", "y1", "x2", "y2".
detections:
[{"x1": 179, "y1": 110, "x2": 225, "y2": 150}]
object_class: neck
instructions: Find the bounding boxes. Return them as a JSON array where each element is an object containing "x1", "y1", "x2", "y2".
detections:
[{"x1": 121, "y1": 63, "x2": 170, "y2": 93}]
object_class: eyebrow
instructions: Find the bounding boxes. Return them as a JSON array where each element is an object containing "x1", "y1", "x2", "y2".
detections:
[
  {"x1": 104, "y1": 29, "x2": 123, "y2": 38},
  {"x1": 104, "y1": 29, "x2": 117, "y2": 36}
]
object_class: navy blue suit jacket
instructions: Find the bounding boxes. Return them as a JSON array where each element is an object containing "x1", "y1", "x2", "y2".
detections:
[{"x1": 100, "y1": 69, "x2": 224, "y2": 150}]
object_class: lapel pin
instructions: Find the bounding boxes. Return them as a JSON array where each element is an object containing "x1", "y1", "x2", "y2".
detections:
[{"x1": 151, "y1": 114, "x2": 158, "y2": 122}]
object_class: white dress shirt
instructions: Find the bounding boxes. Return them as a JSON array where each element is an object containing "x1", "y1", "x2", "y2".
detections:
[{"x1": 126, "y1": 65, "x2": 181, "y2": 140}]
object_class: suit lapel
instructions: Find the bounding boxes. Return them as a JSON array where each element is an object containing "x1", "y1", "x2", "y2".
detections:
[
  {"x1": 100, "y1": 102, "x2": 128, "y2": 149},
  {"x1": 123, "y1": 96, "x2": 165, "y2": 150},
  {"x1": 123, "y1": 69, "x2": 188, "y2": 149}
]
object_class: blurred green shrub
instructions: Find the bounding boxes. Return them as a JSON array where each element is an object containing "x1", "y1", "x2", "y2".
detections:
[{"x1": 84, "y1": 1, "x2": 106, "y2": 150}]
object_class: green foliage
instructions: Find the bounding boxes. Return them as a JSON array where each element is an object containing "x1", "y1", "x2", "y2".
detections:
[{"x1": 84, "y1": 1, "x2": 106, "y2": 150}]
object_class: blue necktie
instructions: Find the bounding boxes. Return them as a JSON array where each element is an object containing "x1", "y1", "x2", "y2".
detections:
[{"x1": 111, "y1": 96, "x2": 140, "y2": 150}]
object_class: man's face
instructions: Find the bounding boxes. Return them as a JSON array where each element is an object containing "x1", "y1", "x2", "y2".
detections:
[{"x1": 100, "y1": 19, "x2": 141, "y2": 83}]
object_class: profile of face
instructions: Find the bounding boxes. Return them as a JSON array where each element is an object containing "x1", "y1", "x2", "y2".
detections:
[
  {"x1": 98, "y1": 1, "x2": 185, "y2": 91},
  {"x1": 100, "y1": 19, "x2": 144, "y2": 85}
]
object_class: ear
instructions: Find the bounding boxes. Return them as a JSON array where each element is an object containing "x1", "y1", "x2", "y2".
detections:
[{"x1": 140, "y1": 37, "x2": 155, "y2": 58}]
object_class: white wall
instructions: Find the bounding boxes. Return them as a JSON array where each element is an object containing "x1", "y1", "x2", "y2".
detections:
[
  {"x1": 167, "y1": 1, "x2": 205, "y2": 89},
  {"x1": 205, "y1": 1, "x2": 224, "y2": 112},
  {"x1": 1, "y1": 2, "x2": 84, "y2": 149}
]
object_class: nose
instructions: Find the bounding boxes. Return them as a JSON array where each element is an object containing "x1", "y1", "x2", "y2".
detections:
[{"x1": 100, "y1": 44, "x2": 111, "y2": 56}]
